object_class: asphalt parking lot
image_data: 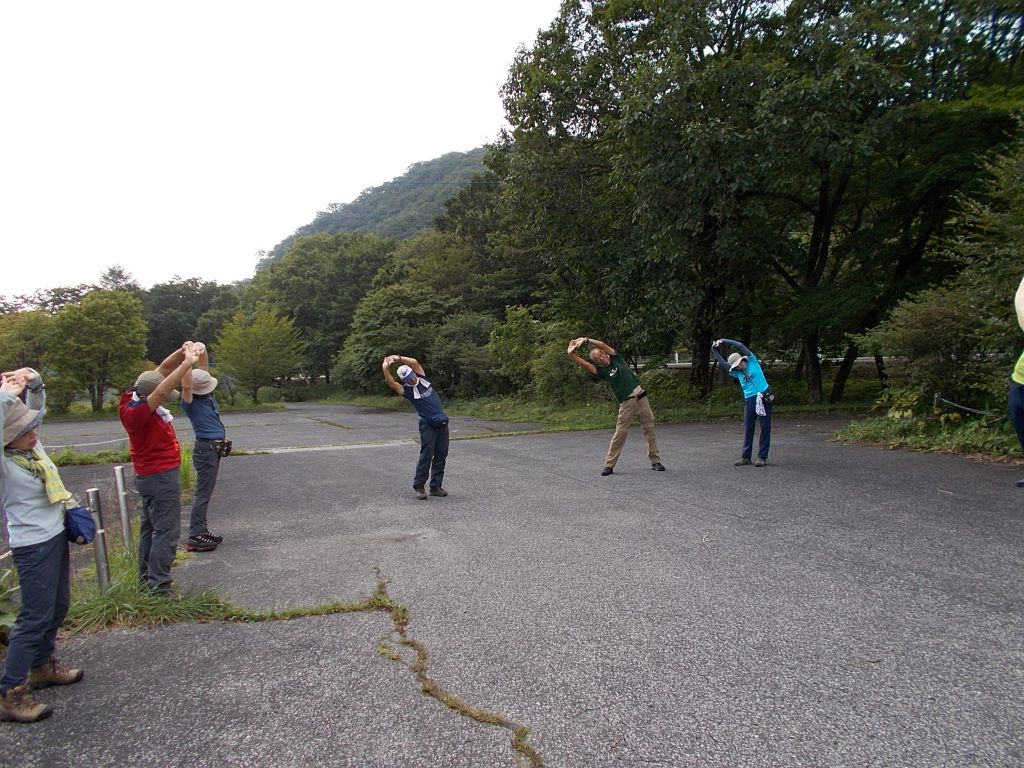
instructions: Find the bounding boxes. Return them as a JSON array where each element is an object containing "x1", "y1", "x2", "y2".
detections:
[{"x1": 2, "y1": 404, "x2": 1022, "y2": 767}]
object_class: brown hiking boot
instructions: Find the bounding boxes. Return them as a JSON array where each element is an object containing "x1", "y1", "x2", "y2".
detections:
[
  {"x1": 413, "y1": 485, "x2": 427, "y2": 500},
  {"x1": 29, "y1": 658, "x2": 83, "y2": 689},
  {"x1": 0, "y1": 684, "x2": 52, "y2": 723},
  {"x1": 429, "y1": 487, "x2": 447, "y2": 497}
]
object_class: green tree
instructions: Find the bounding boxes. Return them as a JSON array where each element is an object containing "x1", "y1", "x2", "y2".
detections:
[
  {"x1": 45, "y1": 291, "x2": 147, "y2": 411},
  {"x1": 142, "y1": 277, "x2": 225, "y2": 362},
  {"x1": 255, "y1": 233, "x2": 394, "y2": 382},
  {"x1": 215, "y1": 310, "x2": 305, "y2": 402},
  {"x1": 334, "y1": 283, "x2": 456, "y2": 392},
  {"x1": 0, "y1": 311, "x2": 53, "y2": 373}
]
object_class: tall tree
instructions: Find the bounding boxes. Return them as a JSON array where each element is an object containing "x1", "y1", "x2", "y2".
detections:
[
  {"x1": 255, "y1": 233, "x2": 393, "y2": 382},
  {"x1": 45, "y1": 291, "x2": 147, "y2": 411},
  {"x1": 215, "y1": 309, "x2": 305, "y2": 402}
]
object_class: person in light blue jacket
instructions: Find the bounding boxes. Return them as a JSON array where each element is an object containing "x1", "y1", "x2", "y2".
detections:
[
  {"x1": 0, "y1": 367, "x2": 84, "y2": 724},
  {"x1": 712, "y1": 339, "x2": 774, "y2": 467}
]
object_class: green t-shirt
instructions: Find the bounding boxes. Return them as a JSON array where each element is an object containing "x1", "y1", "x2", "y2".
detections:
[
  {"x1": 595, "y1": 354, "x2": 641, "y2": 403},
  {"x1": 1013, "y1": 349, "x2": 1024, "y2": 385}
]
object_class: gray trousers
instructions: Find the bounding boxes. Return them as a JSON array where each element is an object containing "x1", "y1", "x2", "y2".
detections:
[
  {"x1": 135, "y1": 466, "x2": 181, "y2": 594},
  {"x1": 0, "y1": 532, "x2": 70, "y2": 693},
  {"x1": 189, "y1": 440, "x2": 221, "y2": 537}
]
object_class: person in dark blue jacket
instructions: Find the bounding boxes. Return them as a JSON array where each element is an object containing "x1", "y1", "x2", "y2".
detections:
[
  {"x1": 383, "y1": 355, "x2": 449, "y2": 500},
  {"x1": 712, "y1": 338, "x2": 774, "y2": 466}
]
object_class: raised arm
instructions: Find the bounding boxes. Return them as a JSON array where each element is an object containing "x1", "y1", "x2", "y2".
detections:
[
  {"x1": 711, "y1": 340, "x2": 729, "y2": 368},
  {"x1": 181, "y1": 365, "x2": 194, "y2": 405},
  {"x1": 1016, "y1": 275, "x2": 1024, "y2": 332},
  {"x1": 155, "y1": 345, "x2": 188, "y2": 376},
  {"x1": 719, "y1": 338, "x2": 752, "y2": 358},
  {"x1": 1, "y1": 367, "x2": 45, "y2": 410},
  {"x1": 147, "y1": 345, "x2": 199, "y2": 412},
  {"x1": 382, "y1": 355, "x2": 405, "y2": 396},
  {"x1": 567, "y1": 337, "x2": 597, "y2": 376},
  {"x1": 587, "y1": 338, "x2": 617, "y2": 356},
  {"x1": 192, "y1": 341, "x2": 210, "y2": 372}
]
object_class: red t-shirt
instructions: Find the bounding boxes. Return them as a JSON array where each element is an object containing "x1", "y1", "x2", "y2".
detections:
[{"x1": 119, "y1": 390, "x2": 181, "y2": 477}]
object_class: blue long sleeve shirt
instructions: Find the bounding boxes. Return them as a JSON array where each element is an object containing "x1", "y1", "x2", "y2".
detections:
[{"x1": 713, "y1": 339, "x2": 770, "y2": 399}]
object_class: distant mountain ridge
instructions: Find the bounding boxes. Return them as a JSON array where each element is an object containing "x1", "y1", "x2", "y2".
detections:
[{"x1": 258, "y1": 147, "x2": 487, "y2": 270}]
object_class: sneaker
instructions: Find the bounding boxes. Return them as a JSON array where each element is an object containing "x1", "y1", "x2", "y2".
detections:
[
  {"x1": 601, "y1": 466, "x2": 614, "y2": 476},
  {"x1": 755, "y1": 458, "x2": 768, "y2": 467},
  {"x1": 734, "y1": 458, "x2": 752, "y2": 466},
  {"x1": 201, "y1": 530, "x2": 223, "y2": 543},
  {"x1": 29, "y1": 658, "x2": 83, "y2": 689},
  {"x1": 186, "y1": 535, "x2": 217, "y2": 552},
  {"x1": 1016, "y1": 479, "x2": 1024, "y2": 488},
  {"x1": 429, "y1": 487, "x2": 448, "y2": 497},
  {"x1": 414, "y1": 485, "x2": 428, "y2": 500},
  {"x1": 0, "y1": 684, "x2": 52, "y2": 723},
  {"x1": 651, "y1": 463, "x2": 665, "y2": 471}
]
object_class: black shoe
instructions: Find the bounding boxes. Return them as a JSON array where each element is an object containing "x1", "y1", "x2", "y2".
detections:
[
  {"x1": 1017, "y1": 479, "x2": 1024, "y2": 488},
  {"x1": 429, "y1": 487, "x2": 448, "y2": 497},
  {"x1": 414, "y1": 485, "x2": 428, "y2": 500},
  {"x1": 201, "y1": 530, "x2": 223, "y2": 543},
  {"x1": 734, "y1": 458, "x2": 752, "y2": 466},
  {"x1": 755, "y1": 458, "x2": 767, "y2": 467},
  {"x1": 186, "y1": 535, "x2": 217, "y2": 552},
  {"x1": 651, "y1": 463, "x2": 665, "y2": 471},
  {"x1": 601, "y1": 467, "x2": 614, "y2": 476}
]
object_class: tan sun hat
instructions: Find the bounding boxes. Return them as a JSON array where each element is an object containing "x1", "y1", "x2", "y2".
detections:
[
  {"x1": 190, "y1": 369, "x2": 218, "y2": 396},
  {"x1": 727, "y1": 352, "x2": 748, "y2": 371},
  {"x1": 134, "y1": 370, "x2": 179, "y2": 401},
  {"x1": 3, "y1": 398, "x2": 45, "y2": 446}
]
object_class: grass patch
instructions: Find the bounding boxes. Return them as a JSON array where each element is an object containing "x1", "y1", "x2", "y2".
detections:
[
  {"x1": 50, "y1": 446, "x2": 132, "y2": 466},
  {"x1": 835, "y1": 414, "x2": 1022, "y2": 458}
]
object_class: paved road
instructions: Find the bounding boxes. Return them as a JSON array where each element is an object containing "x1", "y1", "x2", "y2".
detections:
[{"x1": 2, "y1": 406, "x2": 1022, "y2": 767}]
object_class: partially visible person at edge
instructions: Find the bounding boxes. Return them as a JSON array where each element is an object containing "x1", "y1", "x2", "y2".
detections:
[
  {"x1": 1009, "y1": 274, "x2": 1024, "y2": 488},
  {"x1": 566, "y1": 337, "x2": 665, "y2": 476},
  {"x1": 382, "y1": 355, "x2": 449, "y2": 500},
  {"x1": 119, "y1": 343, "x2": 200, "y2": 596},
  {"x1": 179, "y1": 341, "x2": 226, "y2": 552},
  {"x1": 712, "y1": 338, "x2": 774, "y2": 467},
  {"x1": 0, "y1": 367, "x2": 84, "y2": 723}
]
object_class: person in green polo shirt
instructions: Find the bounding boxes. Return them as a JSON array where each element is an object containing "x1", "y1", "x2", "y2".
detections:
[
  {"x1": 1010, "y1": 275, "x2": 1024, "y2": 488},
  {"x1": 567, "y1": 336, "x2": 665, "y2": 476}
]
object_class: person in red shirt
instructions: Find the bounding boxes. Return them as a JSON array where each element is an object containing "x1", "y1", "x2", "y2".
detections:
[{"x1": 119, "y1": 343, "x2": 199, "y2": 596}]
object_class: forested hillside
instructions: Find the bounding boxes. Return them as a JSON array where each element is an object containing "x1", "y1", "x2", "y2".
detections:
[{"x1": 258, "y1": 148, "x2": 487, "y2": 269}]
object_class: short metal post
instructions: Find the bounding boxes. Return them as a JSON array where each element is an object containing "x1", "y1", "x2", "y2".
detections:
[
  {"x1": 113, "y1": 465, "x2": 133, "y2": 549},
  {"x1": 86, "y1": 488, "x2": 110, "y2": 592}
]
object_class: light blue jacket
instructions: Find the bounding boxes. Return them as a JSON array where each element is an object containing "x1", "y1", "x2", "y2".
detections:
[{"x1": 1, "y1": 378, "x2": 65, "y2": 548}]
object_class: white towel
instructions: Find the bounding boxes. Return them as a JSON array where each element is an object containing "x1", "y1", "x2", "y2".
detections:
[
  {"x1": 131, "y1": 391, "x2": 174, "y2": 422},
  {"x1": 755, "y1": 392, "x2": 766, "y2": 417}
]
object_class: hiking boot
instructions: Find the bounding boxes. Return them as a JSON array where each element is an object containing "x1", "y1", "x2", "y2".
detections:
[
  {"x1": 651, "y1": 463, "x2": 665, "y2": 471},
  {"x1": 1017, "y1": 479, "x2": 1024, "y2": 488},
  {"x1": 755, "y1": 458, "x2": 768, "y2": 467},
  {"x1": 0, "y1": 685, "x2": 52, "y2": 723},
  {"x1": 429, "y1": 487, "x2": 448, "y2": 497},
  {"x1": 29, "y1": 658, "x2": 83, "y2": 689},
  {"x1": 414, "y1": 485, "x2": 428, "y2": 500},
  {"x1": 601, "y1": 467, "x2": 614, "y2": 476},
  {"x1": 734, "y1": 458, "x2": 752, "y2": 466},
  {"x1": 186, "y1": 535, "x2": 217, "y2": 552},
  {"x1": 201, "y1": 530, "x2": 223, "y2": 543}
]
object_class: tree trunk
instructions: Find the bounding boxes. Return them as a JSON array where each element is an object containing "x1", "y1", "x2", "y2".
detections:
[
  {"x1": 803, "y1": 333, "x2": 823, "y2": 404},
  {"x1": 829, "y1": 342, "x2": 859, "y2": 403},
  {"x1": 251, "y1": 385, "x2": 259, "y2": 403},
  {"x1": 90, "y1": 383, "x2": 103, "y2": 412},
  {"x1": 875, "y1": 354, "x2": 888, "y2": 386},
  {"x1": 689, "y1": 281, "x2": 723, "y2": 397}
]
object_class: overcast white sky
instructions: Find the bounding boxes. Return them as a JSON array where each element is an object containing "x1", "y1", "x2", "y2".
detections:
[{"x1": 0, "y1": 1, "x2": 561, "y2": 298}]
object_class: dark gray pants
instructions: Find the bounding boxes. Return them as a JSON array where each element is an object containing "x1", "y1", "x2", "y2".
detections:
[
  {"x1": 135, "y1": 466, "x2": 181, "y2": 594},
  {"x1": 414, "y1": 420, "x2": 449, "y2": 489},
  {"x1": 0, "y1": 531, "x2": 70, "y2": 694},
  {"x1": 189, "y1": 440, "x2": 221, "y2": 537}
]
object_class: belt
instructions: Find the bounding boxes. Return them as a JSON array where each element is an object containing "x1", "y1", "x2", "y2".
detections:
[{"x1": 625, "y1": 390, "x2": 647, "y2": 401}]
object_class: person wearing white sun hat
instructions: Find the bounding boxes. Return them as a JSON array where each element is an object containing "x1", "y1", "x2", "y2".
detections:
[
  {"x1": 179, "y1": 341, "x2": 229, "y2": 550},
  {"x1": 712, "y1": 338, "x2": 774, "y2": 467}
]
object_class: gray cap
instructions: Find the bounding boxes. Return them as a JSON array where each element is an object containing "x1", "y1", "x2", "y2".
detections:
[{"x1": 134, "y1": 370, "x2": 179, "y2": 401}]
